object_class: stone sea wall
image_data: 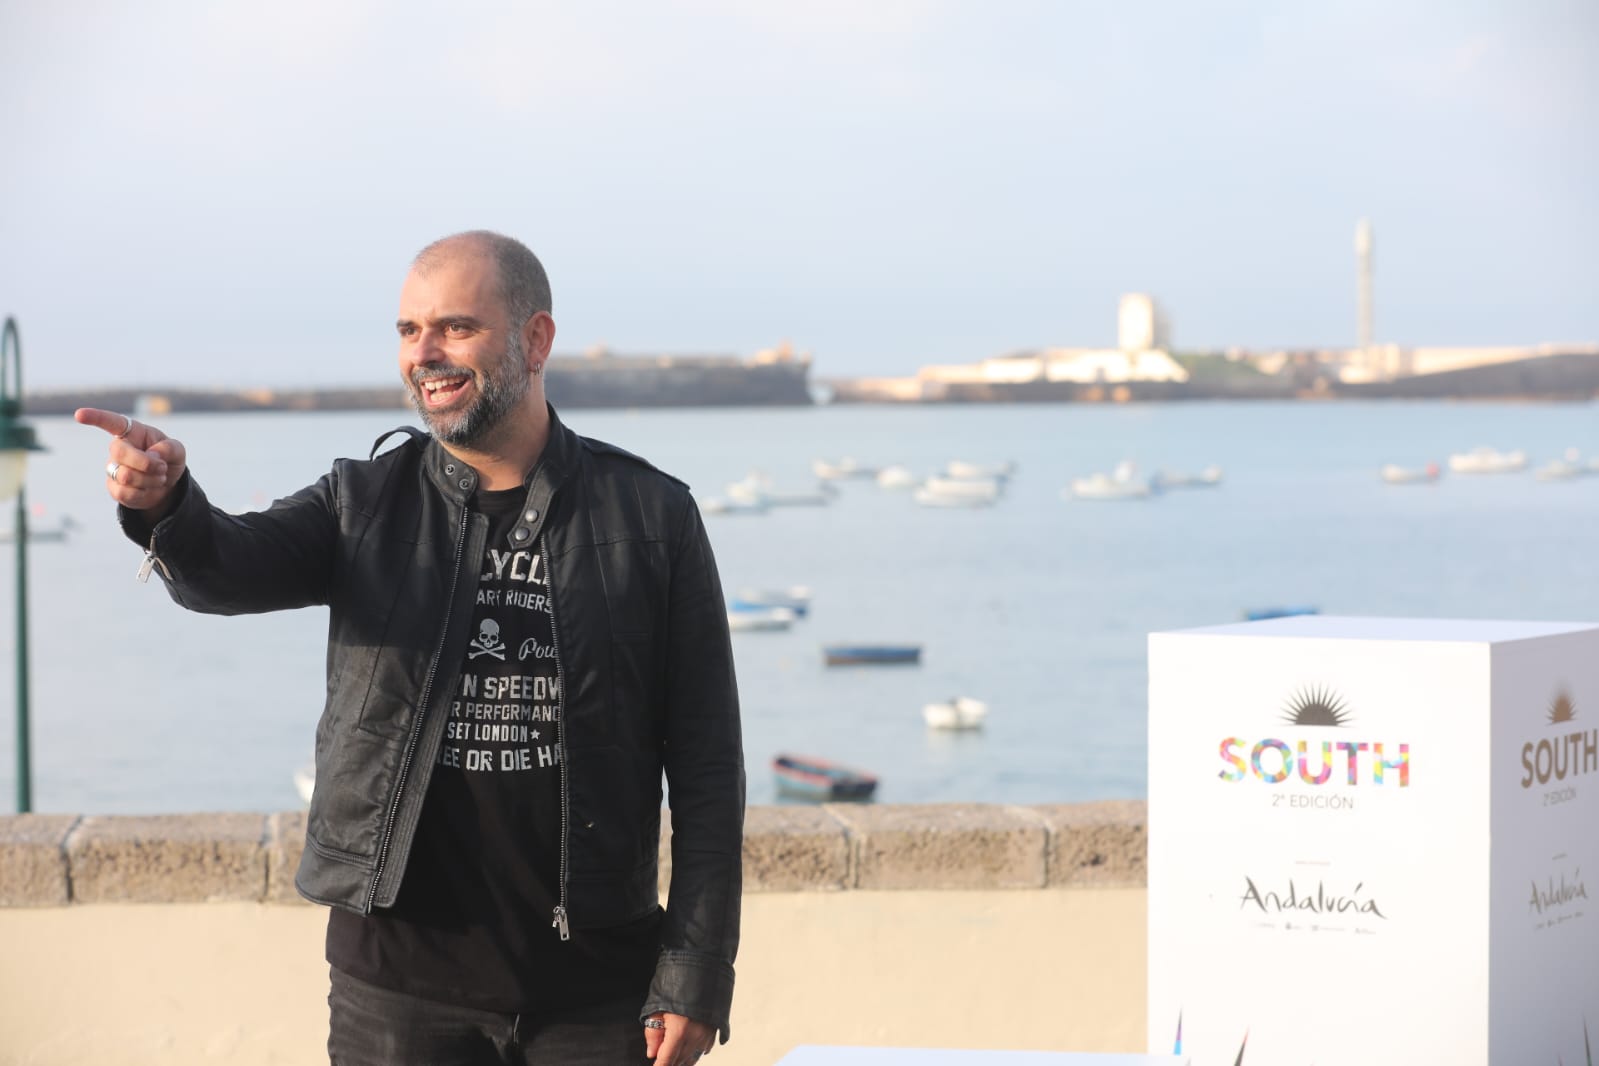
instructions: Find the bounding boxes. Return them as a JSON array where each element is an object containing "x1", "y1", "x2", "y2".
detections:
[{"x1": 0, "y1": 800, "x2": 1146, "y2": 906}]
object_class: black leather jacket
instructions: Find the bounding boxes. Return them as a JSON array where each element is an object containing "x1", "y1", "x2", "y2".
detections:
[{"x1": 120, "y1": 407, "x2": 744, "y2": 1038}]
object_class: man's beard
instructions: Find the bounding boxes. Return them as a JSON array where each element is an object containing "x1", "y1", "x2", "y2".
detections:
[{"x1": 407, "y1": 333, "x2": 531, "y2": 448}]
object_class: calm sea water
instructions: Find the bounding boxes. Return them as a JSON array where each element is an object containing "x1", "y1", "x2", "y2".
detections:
[{"x1": 2, "y1": 400, "x2": 1597, "y2": 814}]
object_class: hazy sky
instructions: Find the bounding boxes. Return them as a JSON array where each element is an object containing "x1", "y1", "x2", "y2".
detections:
[{"x1": 2, "y1": 0, "x2": 1595, "y2": 389}]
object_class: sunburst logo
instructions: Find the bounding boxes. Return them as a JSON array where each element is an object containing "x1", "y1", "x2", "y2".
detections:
[
  {"x1": 1281, "y1": 684, "x2": 1353, "y2": 728},
  {"x1": 1521, "y1": 684, "x2": 1596, "y2": 790},
  {"x1": 1220, "y1": 684, "x2": 1407, "y2": 787}
]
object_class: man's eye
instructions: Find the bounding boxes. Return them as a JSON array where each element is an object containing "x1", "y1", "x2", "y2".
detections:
[{"x1": 446, "y1": 323, "x2": 470, "y2": 335}]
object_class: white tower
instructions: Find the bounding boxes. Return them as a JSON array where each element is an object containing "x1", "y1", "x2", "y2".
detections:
[
  {"x1": 1355, "y1": 219, "x2": 1374, "y2": 352},
  {"x1": 1118, "y1": 294, "x2": 1170, "y2": 351}
]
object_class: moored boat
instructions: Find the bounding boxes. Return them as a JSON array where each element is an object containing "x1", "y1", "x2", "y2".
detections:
[
  {"x1": 772, "y1": 753, "x2": 878, "y2": 801},
  {"x1": 1534, "y1": 459, "x2": 1586, "y2": 482},
  {"x1": 823, "y1": 644, "x2": 922, "y2": 666},
  {"x1": 1448, "y1": 446, "x2": 1527, "y2": 474},
  {"x1": 1068, "y1": 461, "x2": 1153, "y2": 500},
  {"x1": 701, "y1": 496, "x2": 769, "y2": 515},
  {"x1": 0, "y1": 514, "x2": 79, "y2": 544},
  {"x1": 912, "y1": 486, "x2": 993, "y2": 508},
  {"x1": 727, "y1": 606, "x2": 796, "y2": 632},
  {"x1": 875, "y1": 465, "x2": 919, "y2": 489},
  {"x1": 917, "y1": 476, "x2": 1002, "y2": 506},
  {"x1": 922, "y1": 696, "x2": 988, "y2": 730},
  {"x1": 944, "y1": 459, "x2": 1015, "y2": 481},
  {"x1": 733, "y1": 586, "x2": 812, "y2": 615},
  {"x1": 812, "y1": 457, "x2": 879, "y2": 481},
  {"x1": 729, "y1": 471, "x2": 835, "y2": 507},
  {"x1": 923, "y1": 476, "x2": 1002, "y2": 498},
  {"x1": 1380, "y1": 462, "x2": 1440, "y2": 484},
  {"x1": 1151, "y1": 466, "x2": 1222, "y2": 490}
]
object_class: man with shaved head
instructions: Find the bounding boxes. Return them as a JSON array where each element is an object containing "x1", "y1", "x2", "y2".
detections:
[{"x1": 78, "y1": 231, "x2": 743, "y2": 1065}]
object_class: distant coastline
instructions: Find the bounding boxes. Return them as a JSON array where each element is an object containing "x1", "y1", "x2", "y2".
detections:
[
  {"x1": 26, "y1": 348, "x2": 816, "y2": 416},
  {"x1": 25, "y1": 343, "x2": 1599, "y2": 415},
  {"x1": 825, "y1": 343, "x2": 1599, "y2": 405}
]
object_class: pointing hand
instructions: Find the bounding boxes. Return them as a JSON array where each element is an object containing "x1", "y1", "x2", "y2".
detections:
[{"x1": 74, "y1": 408, "x2": 188, "y2": 520}]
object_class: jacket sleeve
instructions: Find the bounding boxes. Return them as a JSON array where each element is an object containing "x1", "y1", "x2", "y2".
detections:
[
  {"x1": 641, "y1": 494, "x2": 745, "y2": 1043},
  {"x1": 117, "y1": 466, "x2": 340, "y2": 615}
]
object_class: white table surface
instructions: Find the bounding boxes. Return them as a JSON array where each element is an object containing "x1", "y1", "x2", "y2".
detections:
[{"x1": 773, "y1": 1049, "x2": 1175, "y2": 1065}]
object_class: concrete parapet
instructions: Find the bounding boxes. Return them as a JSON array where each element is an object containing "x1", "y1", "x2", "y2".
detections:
[
  {"x1": 266, "y1": 811, "x2": 309, "y2": 905},
  {"x1": 742, "y1": 805, "x2": 850, "y2": 891},
  {"x1": 66, "y1": 814, "x2": 268, "y2": 903},
  {"x1": 0, "y1": 801, "x2": 1149, "y2": 905},
  {"x1": 0, "y1": 814, "x2": 78, "y2": 906},
  {"x1": 826, "y1": 802, "x2": 1047, "y2": 890},
  {"x1": 1033, "y1": 799, "x2": 1148, "y2": 887}
]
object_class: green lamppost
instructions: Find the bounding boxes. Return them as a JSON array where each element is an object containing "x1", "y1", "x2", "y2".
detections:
[{"x1": 0, "y1": 317, "x2": 43, "y2": 813}]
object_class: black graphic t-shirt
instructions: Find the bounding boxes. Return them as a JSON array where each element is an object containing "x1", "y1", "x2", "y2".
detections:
[{"x1": 327, "y1": 486, "x2": 661, "y2": 1012}]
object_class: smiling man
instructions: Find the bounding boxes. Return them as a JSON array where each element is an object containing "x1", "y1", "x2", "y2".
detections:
[{"x1": 77, "y1": 231, "x2": 744, "y2": 1066}]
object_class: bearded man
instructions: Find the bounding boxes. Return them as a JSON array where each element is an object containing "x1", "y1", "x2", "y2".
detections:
[{"x1": 78, "y1": 230, "x2": 744, "y2": 1066}]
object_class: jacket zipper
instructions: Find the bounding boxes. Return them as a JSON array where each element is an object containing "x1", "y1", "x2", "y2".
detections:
[
  {"x1": 137, "y1": 535, "x2": 171, "y2": 583},
  {"x1": 543, "y1": 532, "x2": 572, "y2": 942},
  {"x1": 363, "y1": 498, "x2": 472, "y2": 913}
]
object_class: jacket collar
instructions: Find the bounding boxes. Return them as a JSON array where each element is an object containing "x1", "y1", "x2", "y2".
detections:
[{"x1": 421, "y1": 404, "x2": 580, "y2": 548}]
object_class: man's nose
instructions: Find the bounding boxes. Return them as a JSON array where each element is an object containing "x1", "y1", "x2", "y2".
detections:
[{"x1": 411, "y1": 329, "x2": 446, "y2": 365}]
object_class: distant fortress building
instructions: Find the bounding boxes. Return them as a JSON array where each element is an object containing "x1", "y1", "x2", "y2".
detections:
[
  {"x1": 826, "y1": 221, "x2": 1599, "y2": 404},
  {"x1": 831, "y1": 295, "x2": 1191, "y2": 403}
]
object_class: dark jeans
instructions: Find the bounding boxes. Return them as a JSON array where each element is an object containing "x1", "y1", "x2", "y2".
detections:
[{"x1": 327, "y1": 967, "x2": 652, "y2": 1066}]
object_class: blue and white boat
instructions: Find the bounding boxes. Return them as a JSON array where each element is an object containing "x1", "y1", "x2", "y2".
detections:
[
  {"x1": 823, "y1": 644, "x2": 922, "y2": 666},
  {"x1": 773, "y1": 754, "x2": 878, "y2": 801},
  {"x1": 732, "y1": 586, "x2": 812, "y2": 616}
]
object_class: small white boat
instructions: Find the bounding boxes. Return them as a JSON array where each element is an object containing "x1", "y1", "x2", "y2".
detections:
[
  {"x1": 293, "y1": 761, "x2": 315, "y2": 805},
  {"x1": 1381, "y1": 462, "x2": 1441, "y2": 484},
  {"x1": 1535, "y1": 460, "x2": 1586, "y2": 482},
  {"x1": 702, "y1": 496, "x2": 769, "y2": 515},
  {"x1": 727, "y1": 607, "x2": 796, "y2": 632},
  {"x1": 1537, "y1": 448, "x2": 1593, "y2": 481},
  {"x1": 922, "y1": 696, "x2": 988, "y2": 730},
  {"x1": 732, "y1": 586, "x2": 813, "y2": 615},
  {"x1": 813, "y1": 458, "x2": 879, "y2": 481},
  {"x1": 0, "y1": 515, "x2": 79, "y2": 543},
  {"x1": 875, "y1": 465, "x2": 919, "y2": 490},
  {"x1": 1448, "y1": 446, "x2": 1528, "y2": 474},
  {"x1": 921, "y1": 476, "x2": 1003, "y2": 501},
  {"x1": 729, "y1": 471, "x2": 833, "y2": 507},
  {"x1": 725, "y1": 472, "x2": 774, "y2": 506},
  {"x1": 1151, "y1": 466, "x2": 1222, "y2": 490},
  {"x1": 944, "y1": 460, "x2": 1015, "y2": 481},
  {"x1": 913, "y1": 487, "x2": 991, "y2": 508},
  {"x1": 771, "y1": 488, "x2": 835, "y2": 506},
  {"x1": 1068, "y1": 461, "x2": 1153, "y2": 500}
]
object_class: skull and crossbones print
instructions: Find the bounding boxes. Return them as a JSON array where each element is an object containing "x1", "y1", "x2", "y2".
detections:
[{"x1": 469, "y1": 618, "x2": 506, "y2": 660}]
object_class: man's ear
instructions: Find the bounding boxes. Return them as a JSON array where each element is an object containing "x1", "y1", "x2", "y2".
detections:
[{"x1": 524, "y1": 311, "x2": 556, "y2": 367}]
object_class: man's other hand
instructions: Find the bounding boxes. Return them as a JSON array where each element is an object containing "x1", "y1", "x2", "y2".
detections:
[
  {"x1": 645, "y1": 1011, "x2": 716, "y2": 1065},
  {"x1": 74, "y1": 408, "x2": 187, "y2": 520}
]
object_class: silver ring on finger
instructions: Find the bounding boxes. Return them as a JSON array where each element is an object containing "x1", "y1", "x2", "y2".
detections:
[
  {"x1": 106, "y1": 461, "x2": 121, "y2": 481},
  {"x1": 117, "y1": 414, "x2": 133, "y2": 438}
]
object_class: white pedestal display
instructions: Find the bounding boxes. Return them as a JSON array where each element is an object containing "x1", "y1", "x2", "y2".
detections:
[{"x1": 1147, "y1": 616, "x2": 1599, "y2": 1065}]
